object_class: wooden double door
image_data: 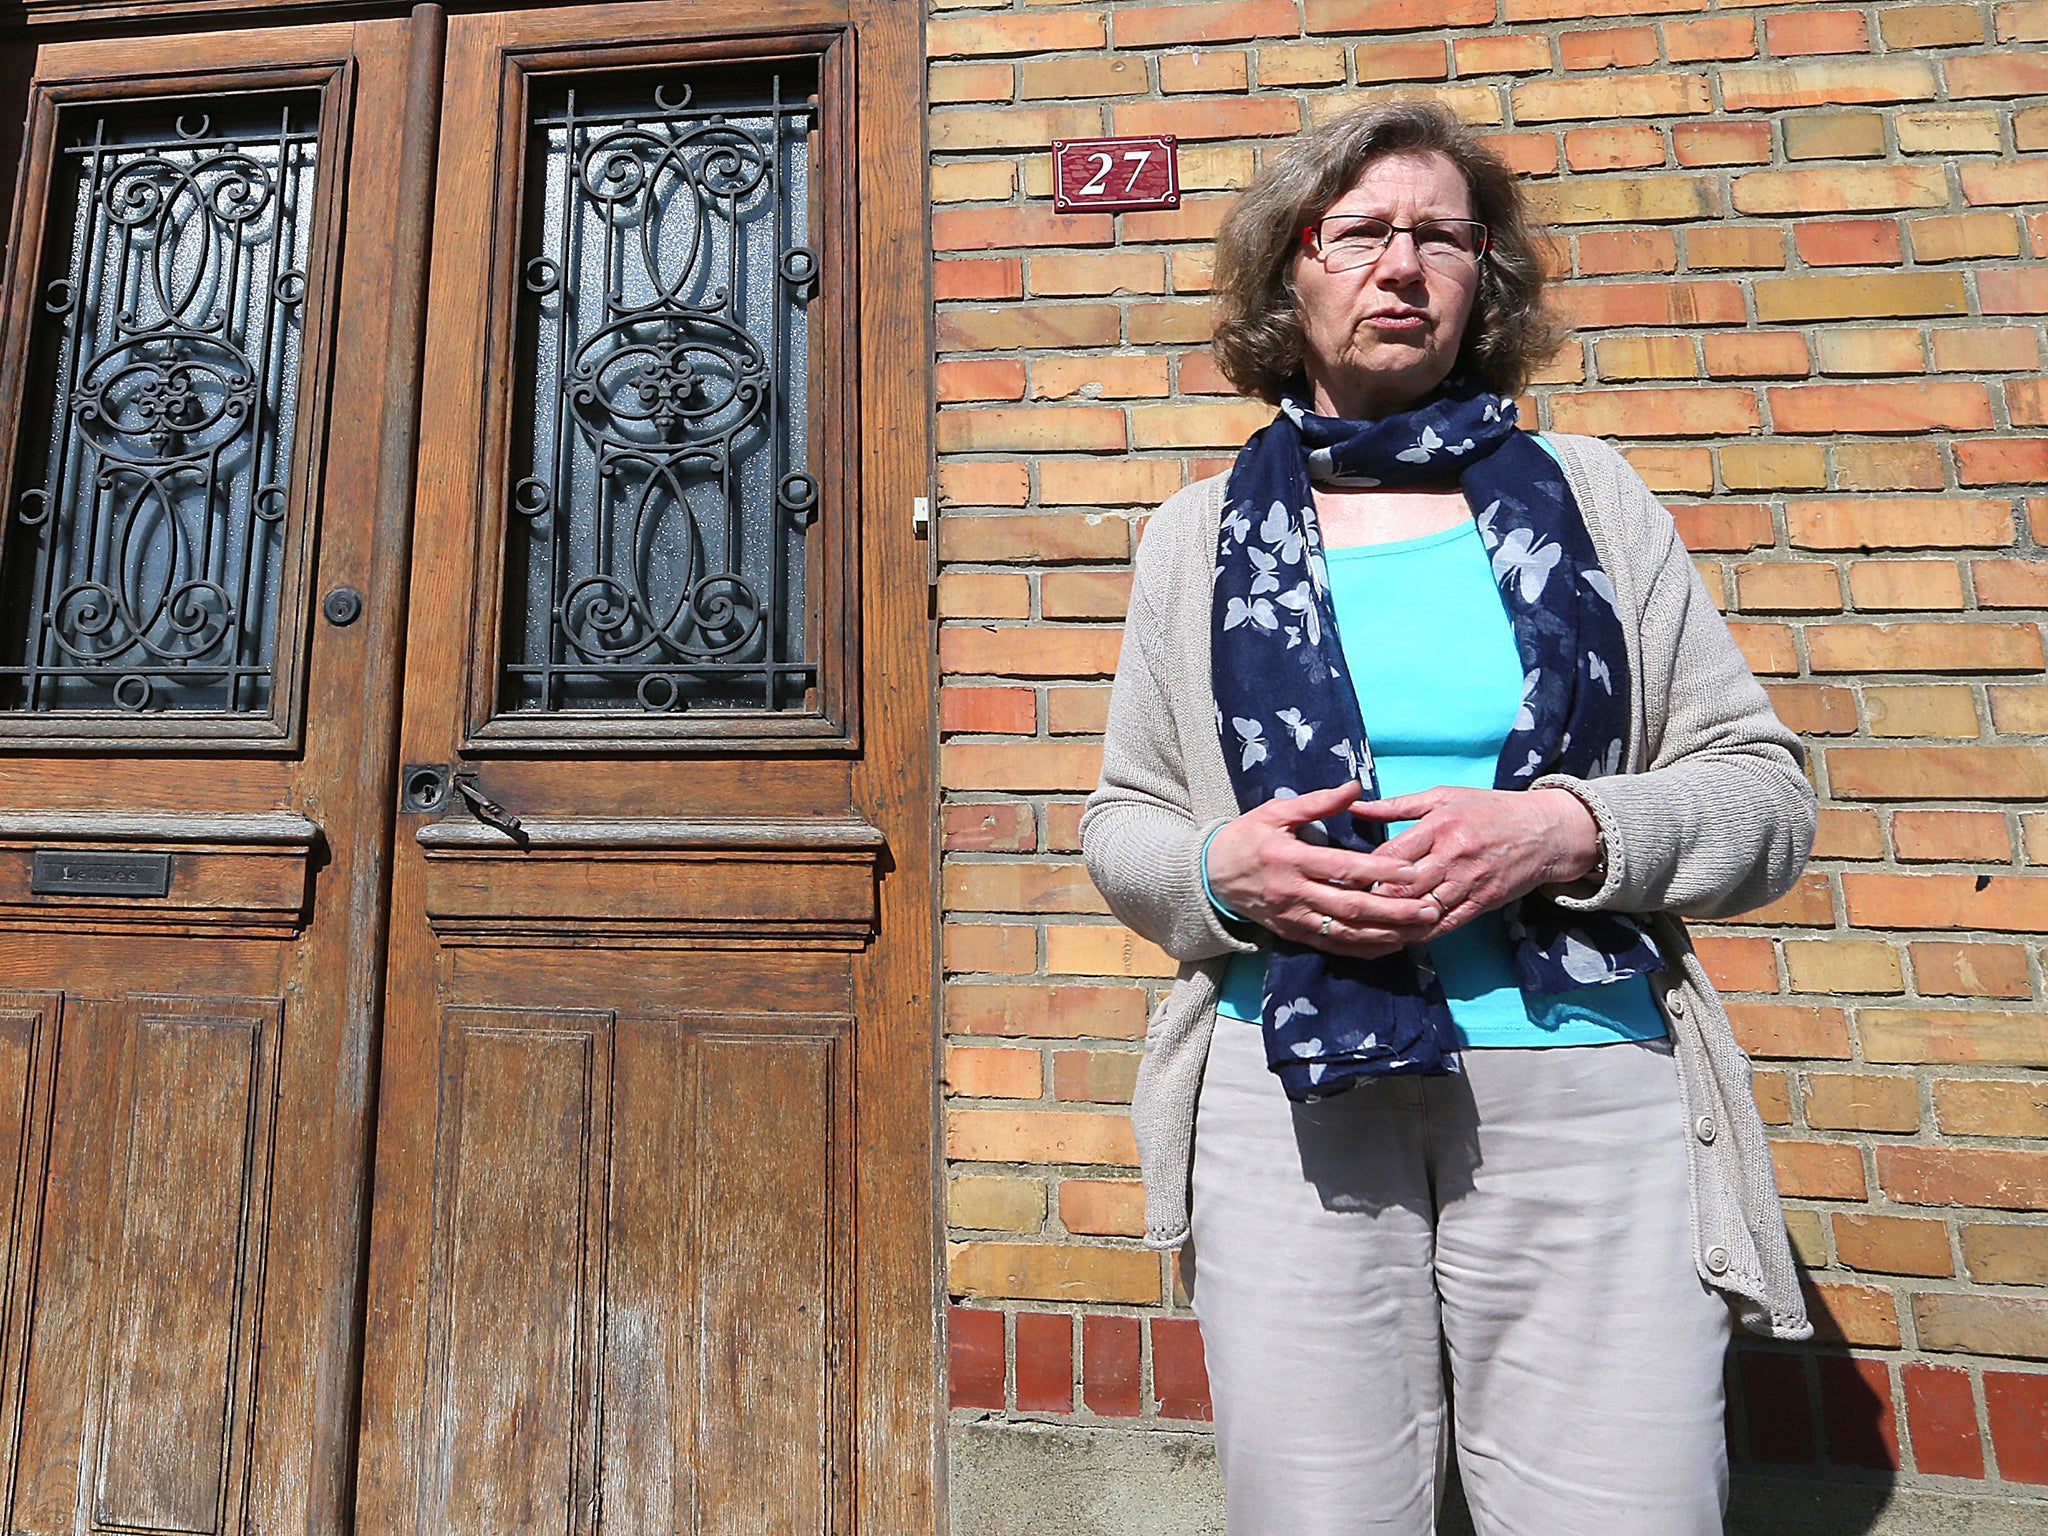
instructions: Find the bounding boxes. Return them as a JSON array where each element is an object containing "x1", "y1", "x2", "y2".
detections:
[{"x1": 0, "y1": 2, "x2": 934, "y2": 1532}]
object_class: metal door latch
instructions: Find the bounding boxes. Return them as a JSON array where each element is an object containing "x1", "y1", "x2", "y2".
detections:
[
  {"x1": 398, "y1": 763, "x2": 523, "y2": 835},
  {"x1": 451, "y1": 768, "x2": 522, "y2": 835}
]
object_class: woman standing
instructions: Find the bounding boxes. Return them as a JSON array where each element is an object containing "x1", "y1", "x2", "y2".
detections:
[{"x1": 1080, "y1": 101, "x2": 1815, "y2": 1535}]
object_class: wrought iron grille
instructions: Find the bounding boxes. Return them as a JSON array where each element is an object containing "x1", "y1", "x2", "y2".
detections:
[
  {"x1": 501, "y1": 67, "x2": 819, "y2": 717},
  {"x1": 0, "y1": 95, "x2": 320, "y2": 715}
]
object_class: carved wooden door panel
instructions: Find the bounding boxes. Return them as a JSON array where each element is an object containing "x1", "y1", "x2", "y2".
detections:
[
  {"x1": 0, "y1": 16, "x2": 433, "y2": 1536},
  {"x1": 354, "y1": 3, "x2": 934, "y2": 1534}
]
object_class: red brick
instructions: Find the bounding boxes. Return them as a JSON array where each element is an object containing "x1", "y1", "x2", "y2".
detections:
[
  {"x1": 1765, "y1": 9, "x2": 1871, "y2": 55},
  {"x1": 945, "y1": 802, "x2": 1034, "y2": 854},
  {"x1": 1550, "y1": 386, "x2": 1758, "y2": 437},
  {"x1": 1304, "y1": 0, "x2": 1498, "y2": 32},
  {"x1": 1786, "y1": 498, "x2": 2014, "y2": 550},
  {"x1": 1980, "y1": 271, "x2": 2048, "y2": 314},
  {"x1": 1720, "y1": 58, "x2": 1938, "y2": 111},
  {"x1": 1564, "y1": 125, "x2": 1666, "y2": 173},
  {"x1": 950, "y1": 1306, "x2": 1007, "y2": 1408},
  {"x1": 1674, "y1": 121, "x2": 1772, "y2": 167},
  {"x1": 1694, "y1": 934, "x2": 1779, "y2": 992},
  {"x1": 1956, "y1": 439, "x2": 2048, "y2": 486},
  {"x1": 1807, "y1": 1281, "x2": 1905, "y2": 1347},
  {"x1": 1911, "y1": 941, "x2": 2033, "y2": 999},
  {"x1": 1704, "y1": 333, "x2": 1809, "y2": 379},
  {"x1": 1906, "y1": 1363, "x2": 1986, "y2": 1478},
  {"x1": 945, "y1": 741, "x2": 1105, "y2": 793},
  {"x1": 940, "y1": 461, "x2": 1031, "y2": 510},
  {"x1": 1113, "y1": 96, "x2": 1301, "y2": 142},
  {"x1": 1552, "y1": 280, "x2": 1745, "y2": 329},
  {"x1": 1768, "y1": 382, "x2": 1992, "y2": 435},
  {"x1": 1729, "y1": 1003, "x2": 1852, "y2": 1059},
  {"x1": 948, "y1": 983, "x2": 1149, "y2": 1041},
  {"x1": 1151, "y1": 1317, "x2": 1213, "y2": 1420},
  {"x1": 1560, "y1": 25, "x2": 1656, "y2": 68},
  {"x1": 1893, "y1": 809, "x2": 2010, "y2": 864},
  {"x1": 1739, "y1": 1351, "x2": 1817, "y2": 1464},
  {"x1": 1666, "y1": 15, "x2": 1758, "y2": 61},
  {"x1": 1672, "y1": 500, "x2": 1773, "y2": 550},
  {"x1": 1354, "y1": 38, "x2": 1451, "y2": 82},
  {"x1": 1014, "y1": 1311, "x2": 1075, "y2": 1411},
  {"x1": 1806, "y1": 622, "x2": 2043, "y2": 674},
  {"x1": 1058, "y1": 1179, "x2": 1145, "y2": 1236},
  {"x1": 941, "y1": 513, "x2": 1128, "y2": 563},
  {"x1": 1986, "y1": 1372, "x2": 2048, "y2": 1483},
  {"x1": 1115, "y1": 0, "x2": 1296, "y2": 45},
  {"x1": 942, "y1": 686, "x2": 1036, "y2": 736},
  {"x1": 933, "y1": 204, "x2": 1115, "y2": 253},
  {"x1": 1790, "y1": 218, "x2": 1906, "y2": 266},
  {"x1": 1878, "y1": 1146, "x2": 2048, "y2": 1210},
  {"x1": 1083, "y1": 1314, "x2": 1142, "y2": 1415},
  {"x1": 1818, "y1": 1356, "x2": 1900, "y2": 1471},
  {"x1": 1771, "y1": 1139, "x2": 1868, "y2": 1199},
  {"x1": 2011, "y1": 377, "x2": 2048, "y2": 427},
  {"x1": 936, "y1": 258, "x2": 1023, "y2": 301}
]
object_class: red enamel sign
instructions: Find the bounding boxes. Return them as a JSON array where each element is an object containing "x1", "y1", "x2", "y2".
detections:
[{"x1": 1052, "y1": 135, "x2": 1181, "y2": 213}]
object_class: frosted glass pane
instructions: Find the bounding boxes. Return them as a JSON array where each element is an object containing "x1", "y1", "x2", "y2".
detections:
[
  {"x1": 0, "y1": 95, "x2": 320, "y2": 714},
  {"x1": 501, "y1": 65, "x2": 817, "y2": 717}
]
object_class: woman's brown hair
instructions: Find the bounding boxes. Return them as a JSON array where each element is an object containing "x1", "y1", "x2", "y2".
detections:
[{"x1": 1211, "y1": 99, "x2": 1565, "y2": 403}]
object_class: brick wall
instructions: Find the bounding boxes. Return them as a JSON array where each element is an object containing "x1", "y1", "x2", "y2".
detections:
[{"x1": 930, "y1": 0, "x2": 2048, "y2": 1504}]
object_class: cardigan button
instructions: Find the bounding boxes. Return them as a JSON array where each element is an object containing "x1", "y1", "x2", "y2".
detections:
[
  {"x1": 1667, "y1": 993, "x2": 1687, "y2": 1019},
  {"x1": 1703, "y1": 1245, "x2": 1730, "y2": 1275},
  {"x1": 1695, "y1": 1115, "x2": 1717, "y2": 1144}
]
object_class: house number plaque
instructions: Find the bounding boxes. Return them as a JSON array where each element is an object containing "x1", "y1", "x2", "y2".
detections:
[{"x1": 1052, "y1": 134, "x2": 1180, "y2": 213}]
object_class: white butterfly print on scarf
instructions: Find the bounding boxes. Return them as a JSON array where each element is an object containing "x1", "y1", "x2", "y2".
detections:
[
  {"x1": 1276, "y1": 580, "x2": 1321, "y2": 646},
  {"x1": 1491, "y1": 526, "x2": 1562, "y2": 603},
  {"x1": 1276, "y1": 707, "x2": 1316, "y2": 749},
  {"x1": 1259, "y1": 501, "x2": 1306, "y2": 564},
  {"x1": 1224, "y1": 595, "x2": 1277, "y2": 631},
  {"x1": 1515, "y1": 668, "x2": 1541, "y2": 731},
  {"x1": 1249, "y1": 545, "x2": 1280, "y2": 595},
  {"x1": 1587, "y1": 651, "x2": 1612, "y2": 693},
  {"x1": 1232, "y1": 716, "x2": 1269, "y2": 769},
  {"x1": 1276, "y1": 996, "x2": 1320, "y2": 1033}
]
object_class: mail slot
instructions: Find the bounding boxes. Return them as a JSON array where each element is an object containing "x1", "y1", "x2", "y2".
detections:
[{"x1": 30, "y1": 849, "x2": 172, "y2": 898}]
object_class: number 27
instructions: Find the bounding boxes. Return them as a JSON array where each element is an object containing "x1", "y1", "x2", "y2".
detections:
[{"x1": 1077, "y1": 148, "x2": 1153, "y2": 197}]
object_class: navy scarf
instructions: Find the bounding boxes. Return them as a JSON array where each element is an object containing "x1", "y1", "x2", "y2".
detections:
[{"x1": 1213, "y1": 377, "x2": 1663, "y2": 1102}]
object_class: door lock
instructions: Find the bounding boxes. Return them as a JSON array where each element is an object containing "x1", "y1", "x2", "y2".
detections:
[{"x1": 397, "y1": 764, "x2": 522, "y2": 835}]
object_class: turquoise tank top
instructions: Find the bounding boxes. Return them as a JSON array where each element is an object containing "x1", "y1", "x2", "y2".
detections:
[{"x1": 1213, "y1": 511, "x2": 1667, "y2": 1049}]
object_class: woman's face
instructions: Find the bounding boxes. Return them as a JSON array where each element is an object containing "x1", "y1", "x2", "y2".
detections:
[{"x1": 1290, "y1": 151, "x2": 1483, "y2": 420}]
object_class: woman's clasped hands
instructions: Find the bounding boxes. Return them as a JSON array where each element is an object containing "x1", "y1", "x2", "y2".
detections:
[{"x1": 1203, "y1": 780, "x2": 1602, "y2": 960}]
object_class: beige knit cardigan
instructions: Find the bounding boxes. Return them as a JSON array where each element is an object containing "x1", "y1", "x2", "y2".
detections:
[{"x1": 1079, "y1": 432, "x2": 1817, "y2": 1340}]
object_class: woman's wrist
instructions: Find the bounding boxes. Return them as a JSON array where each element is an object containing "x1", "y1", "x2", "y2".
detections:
[
  {"x1": 1200, "y1": 822, "x2": 1247, "y2": 923},
  {"x1": 1532, "y1": 786, "x2": 1602, "y2": 886}
]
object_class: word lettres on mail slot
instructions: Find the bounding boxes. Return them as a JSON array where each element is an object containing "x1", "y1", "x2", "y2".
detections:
[{"x1": 1052, "y1": 135, "x2": 1181, "y2": 214}]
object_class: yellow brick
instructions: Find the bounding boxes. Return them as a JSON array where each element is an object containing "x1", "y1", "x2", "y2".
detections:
[
  {"x1": 1528, "y1": 176, "x2": 1720, "y2": 226},
  {"x1": 1784, "y1": 939, "x2": 1905, "y2": 994},
  {"x1": 948, "y1": 1241, "x2": 1160, "y2": 1304},
  {"x1": 1880, "y1": 3, "x2": 1987, "y2": 46},
  {"x1": 1129, "y1": 399, "x2": 1273, "y2": 449},
  {"x1": 1720, "y1": 442, "x2": 1829, "y2": 491},
  {"x1": 1255, "y1": 42, "x2": 1349, "y2": 85},
  {"x1": 1019, "y1": 55, "x2": 1147, "y2": 100},
  {"x1": 1045, "y1": 923, "x2": 1177, "y2": 977},
  {"x1": 1160, "y1": 50, "x2": 1250, "y2": 94},
  {"x1": 949, "y1": 1174, "x2": 1048, "y2": 1232},
  {"x1": 1814, "y1": 328, "x2": 1928, "y2": 376},
  {"x1": 931, "y1": 104, "x2": 1102, "y2": 152},
  {"x1": 1756, "y1": 273, "x2": 1968, "y2": 323},
  {"x1": 1783, "y1": 112, "x2": 1887, "y2": 161},
  {"x1": 1910, "y1": 212, "x2": 2024, "y2": 263},
  {"x1": 932, "y1": 160, "x2": 1018, "y2": 204},
  {"x1": 1513, "y1": 72, "x2": 1710, "y2": 122},
  {"x1": 948, "y1": 1108, "x2": 1137, "y2": 1165},
  {"x1": 1030, "y1": 356, "x2": 1170, "y2": 401},
  {"x1": 1847, "y1": 559, "x2": 1967, "y2": 611},
  {"x1": 1864, "y1": 684, "x2": 1983, "y2": 738},
  {"x1": 1597, "y1": 335, "x2": 1696, "y2": 380},
  {"x1": 1733, "y1": 165, "x2": 1949, "y2": 215},
  {"x1": 1895, "y1": 109, "x2": 2005, "y2": 155},
  {"x1": 931, "y1": 62, "x2": 1016, "y2": 104}
]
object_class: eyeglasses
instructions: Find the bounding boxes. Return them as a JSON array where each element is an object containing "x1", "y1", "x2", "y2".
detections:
[{"x1": 1303, "y1": 214, "x2": 1491, "y2": 272}]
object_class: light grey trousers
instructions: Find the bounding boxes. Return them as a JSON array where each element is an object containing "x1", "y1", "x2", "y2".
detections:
[{"x1": 1187, "y1": 1016, "x2": 1732, "y2": 1536}]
